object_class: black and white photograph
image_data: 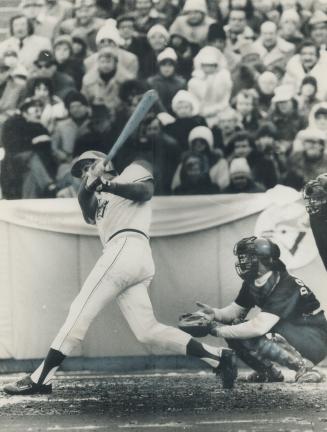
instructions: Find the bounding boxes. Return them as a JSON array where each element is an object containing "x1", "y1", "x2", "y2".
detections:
[{"x1": 1, "y1": 0, "x2": 327, "y2": 431}]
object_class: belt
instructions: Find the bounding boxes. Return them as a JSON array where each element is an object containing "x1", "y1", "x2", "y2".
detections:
[{"x1": 107, "y1": 229, "x2": 149, "y2": 243}]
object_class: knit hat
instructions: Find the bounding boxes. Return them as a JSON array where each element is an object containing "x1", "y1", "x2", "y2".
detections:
[
  {"x1": 280, "y1": 10, "x2": 300, "y2": 25},
  {"x1": 297, "y1": 127, "x2": 326, "y2": 143},
  {"x1": 260, "y1": 20, "x2": 277, "y2": 33},
  {"x1": 171, "y1": 90, "x2": 200, "y2": 116},
  {"x1": 147, "y1": 24, "x2": 170, "y2": 41},
  {"x1": 188, "y1": 126, "x2": 214, "y2": 148},
  {"x1": 116, "y1": 13, "x2": 135, "y2": 27},
  {"x1": 208, "y1": 23, "x2": 226, "y2": 42},
  {"x1": 229, "y1": 157, "x2": 251, "y2": 178},
  {"x1": 157, "y1": 47, "x2": 177, "y2": 63},
  {"x1": 194, "y1": 46, "x2": 226, "y2": 67},
  {"x1": 183, "y1": 0, "x2": 207, "y2": 14},
  {"x1": 19, "y1": 96, "x2": 43, "y2": 112},
  {"x1": 96, "y1": 21, "x2": 124, "y2": 47},
  {"x1": 64, "y1": 91, "x2": 89, "y2": 109},
  {"x1": 272, "y1": 85, "x2": 295, "y2": 103},
  {"x1": 239, "y1": 43, "x2": 260, "y2": 60},
  {"x1": 258, "y1": 71, "x2": 278, "y2": 89},
  {"x1": 53, "y1": 35, "x2": 73, "y2": 50},
  {"x1": 309, "y1": 10, "x2": 327, "y2": 26}
]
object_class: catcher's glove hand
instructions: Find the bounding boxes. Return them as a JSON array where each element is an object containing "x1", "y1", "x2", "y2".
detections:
[{"x1": 178, "y1": 312, "x2": 214, "y2": 338}]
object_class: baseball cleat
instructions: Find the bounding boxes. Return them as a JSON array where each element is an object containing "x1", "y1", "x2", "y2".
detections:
[
  {"x1": 295, "y1": 368, "x2": 325, "y2": 383},
  {"x1": 246, "y1": 366, "x2": 284, "y2": 383},
  {"x1": 216, "y1": 348, "x2": 238, "y2": 389},
  {"x1": 3, "y1": 375, "x2": 52, "y2": 395}
]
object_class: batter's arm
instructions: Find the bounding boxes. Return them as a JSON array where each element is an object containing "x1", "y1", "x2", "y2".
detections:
[
  {"x1": 102, "y1": 179, "x2": 154, "y2": 202},
  {"x1": 78, "y1": 178, "x2": 98, "y2": 224}
]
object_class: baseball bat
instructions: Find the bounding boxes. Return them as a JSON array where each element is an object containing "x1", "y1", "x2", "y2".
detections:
[{"x1": 104, "y1": 89, "x2": 159, "y2": 163}]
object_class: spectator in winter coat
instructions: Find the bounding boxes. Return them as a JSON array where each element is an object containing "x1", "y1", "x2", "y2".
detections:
[
  {"x1": 1, "y1": 97, "x2": 57, "y2": 199},
  {"x1": 147, "y1": 48, "x2": 186, "y2": 114},
  {"x1": 165, "y1": 89, "x2": 207, "y2": 153},
  {"x1": 141, "y1": 24, "x2": 170, "y2": 78},
  {"x1": 278, "y1": 9, "x2": 304, "y2": 47},
  {"x1": 212, "y1": 107, "x2": 243, "y2": 154},
  {"x1": 116, "y1": 14, "x2": 151, "y2": 79},
  {"x1": 173, "y1": 151, "x2": 221, "y2": 195},
  {"x1": 283, "y1": 40, "x2": 327, "y2": 100},
  {"x1": 0, "y1": 15, "x2": 51, "y2": 72},
  {"x1": 53, "y1": 35, "x2": 85, "y2": 90},
  {"x1": 43, "y1": 0, "x2": 73, "y2": 21},
  {"x1": 308, "y1": 10, "x2": 327, "y2": 48},
  {"x1": 296, "y1": 76, "x2": 321, "y2": 119},
  {"x1": 56, "y1": 0, "x2": 105, "y2": 52},
  {"x1": 308, "y1": 103, "x2": 327, "y2": 142},
  {"x1": 84, "y1": 21, "x2": 139, "y2": 80},
  {"x1": 133, "y1": 0, "x2": 162, "y2": 35},
  {"x1": 284, "y1": 128, "x2": 327, "y2": 190},
  {"x1": 223, "y1": 157, "x2": 266, "y2": 193},
  {"x1": 0, "y1": 57, "x2": 26, "y2": 123},
  {"x1": 226, "y1": 130, "x2": 255, "y2": 161},
  {"x1": 171, "y1": 125, "x2": 230, "y2": 191},
  {"x1": 24, "y1": 49, "x2": 76, "y2": 100},
  {"x1": 268, "y1": 84, "x2": 307, "y2": 141},
  {"x1": 82, "y1": 46, "x2": 128, "y2": 116},
  {"x1": 233, "y1": 89, "x2": 261, "y2": 133},
  {"x1": 169, "y1": 30, "x2": 200, "y2": 81},
  {"x1": 255, "y1": 71, "x2": 278, "y2": 118},
  {"x1": 19, "y1": 0, "x2": 59, "y2": 40},
  {"x1": 169, "y1": 0, "x2": 216, "y2": 47},
  {"x1": 252, "y1": 21, "x2": 295, "y2": 70},
  {"x1": 188, "y1": 46, "x2": 232, "y2": 128},
  {"x1": 224, "y1": 8, "x2": 250, "y2": 54},
  {"x1": 207, "y1": 23, "x2": 241, "y2": 73}
]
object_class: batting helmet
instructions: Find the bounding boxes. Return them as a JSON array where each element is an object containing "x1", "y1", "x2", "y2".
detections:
[
  {"x1": 233, "y1": 236, "x2": 280, "y2": 280},
  {"x1": 71, "y1": 150, "x2": 114, "y2": 178},
  {"x1": 303, "y1": 175, "x2": 327, "y2": 217}
]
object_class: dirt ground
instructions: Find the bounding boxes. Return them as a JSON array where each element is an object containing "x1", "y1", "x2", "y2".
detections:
[{"x1": 1, "y1": 368, "x2": 327, "y2": 431}]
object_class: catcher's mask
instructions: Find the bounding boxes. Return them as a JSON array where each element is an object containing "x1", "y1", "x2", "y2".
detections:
[
  {"x1": 303, "y1": 175, "x2": 327, "y2": 217},
  {"x1": 70, "y1": 150, "x2": 115, "y2": 178},
  {"x1": 233, "y1": 236, "x2": 280, "y2": 280}
]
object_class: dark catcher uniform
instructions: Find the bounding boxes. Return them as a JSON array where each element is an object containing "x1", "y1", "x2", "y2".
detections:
[{"x1": 235, "y1": 269, "x2": 327, "y2": 365}]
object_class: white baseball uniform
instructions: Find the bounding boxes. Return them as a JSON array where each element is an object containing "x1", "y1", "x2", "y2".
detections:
[{"x1": 32, "y1": 161, "x2": 191, "y2": 383}]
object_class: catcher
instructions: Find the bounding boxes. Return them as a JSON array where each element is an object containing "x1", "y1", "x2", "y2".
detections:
[
  {"x1": 303, "y1": 174, "x2": 327, "y2": 271},
  {"x1": 179, "y1": 236, "x2": 327, "y2": 383}
]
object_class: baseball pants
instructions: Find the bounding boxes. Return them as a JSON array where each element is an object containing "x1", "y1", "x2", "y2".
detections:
[{"x1": 50, "y1": 233, "x2": 191, "y2": 356}]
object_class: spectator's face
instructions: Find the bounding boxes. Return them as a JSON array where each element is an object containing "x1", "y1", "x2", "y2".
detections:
[
  {"x1": 186, "y1": 11, "x2": 205, "y2": 26},
  {"x1": 301, "y1": 83, "x2": 316, "y2": 97},
  {"x1": 280, "y1": 20, "x2": 297, "y2": 37},
  {"x1": 209, "y1": 38, "x2": 225, "y2": 51},
  {"x1": 72, "y1": 40, "x2": 84, "y2": 55},
  {"x1": 35, "y1": 62, "x2": 56, "y2": 78},
  {"x1": 282, "y1": 0, "x2": 297, "y2": 9},
  {"x1": 75, "y1": 0, "x2": 96, "y2": 26},
  {"x1": 261, "y1": 27, "x2": 277, "y2": 48},
  {"x1": 22, "y1": 0, "x2": 44, "y2": 19},
  {"x1": 256, "y1": 135, "x2": 274, "y2": 153},
  {"x1": 98, "y1": 38, "x2": 117, "y2": 49},
  {"x1": 311, "y1": 23, "x2": 327, "y2": 46},
  {"x1": 136, "y1": 0, "x2": 152, "y2": 16},
  {"x1": 276, "y1": 99, "x2": 293, "y2": 114},
  {"x1": 184, "y1": 156, "x2": 202, "y2": 183},
  {"x1": 118, "y1": 20, "x2": 135, "y2": 40},
  {"x1": 175, "y1": 101, "x2": 193, "y2": 118},
  {"x1": 0, "y1": 66, "x2": 10, "y2": 85},
  {"x1": 315, "y1": 113, "x2": 327, "y2": 130},
  {"x1": 69, "y1": 101, "x2": 89, "y2": 120},
  {"x1": 159, "y1": 60, "x2": 175, "y2": 77},
  {"x1": 228, "y1": 10, "x2": 247, "y2": 34},
  {"x1": 191, "y1": 138, "x2": 208, "y2": 153},
  {"x1": 145, "y1": 118, "x2": 161, "y2": 138},
  {"x1": 234, "y1": 139, "x2": 251, "y2": 157},
  {"x1": 236, "y1": 95, "x2": 253, "y2": 116},
  {"x1": 266, "y1": 9, "x2": 280, "y2": 24},
  {"x1": 300, "y1": 46, "x2": 318, "y2": 70},
  {"x1": 275, "y1": 139, "x2": 292, "y2": 154},
  {"x1": 303, "y1": 139, "x2": 324, "y2": 160},
  {"x1": 231, "y1": 173, "x2": 248, "y2": 190},
  {"x1": 148, "y1": 32, "x2": 167, "y2": 51},
  {"x1": 219, "y1": 117, "x2": 236, "y2": 134},
  {"x1": 201, "y1": 63, "x2": 218, "y2": 75},
  {"x1": 23, "y1": 105, "x2": 42, "y2": 122},
  {"x1": 34, "y1": 83, "x2": 50, "y2": 101},
  {"x1": 12, "y1": 16, "x2": 29, "y2": 39},
  {"x1": 54, "y1": 43, "x2": 71, "y2": 63},
  {"x1": 98, "y1": 54, "x2": 117, "y2": 74}
]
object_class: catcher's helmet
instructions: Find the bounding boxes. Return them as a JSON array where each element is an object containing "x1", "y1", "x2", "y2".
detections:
[
  {"x1": 233, "y1": 236, "x2": 280, "y2": 280},
  {"x1": 71, "y1": 150, "x2": 115, "y2": 178},
  {"x1": 303, "y1": 175, "x2": 327, "y2": 217}
]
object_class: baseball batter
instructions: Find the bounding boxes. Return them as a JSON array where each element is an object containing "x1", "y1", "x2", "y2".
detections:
[{"x1": 4, "y1": 150, "x2": 237, "y2": 395}]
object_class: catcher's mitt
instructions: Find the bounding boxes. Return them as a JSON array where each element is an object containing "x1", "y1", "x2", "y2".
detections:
[{"x1": 178, "y1": 312, "x2": 214, "y2": 337}]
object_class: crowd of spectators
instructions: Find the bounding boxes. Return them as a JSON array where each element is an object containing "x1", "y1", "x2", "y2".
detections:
[{"x1": 2, "y1": 0, "x2": 327, "y2": 198}]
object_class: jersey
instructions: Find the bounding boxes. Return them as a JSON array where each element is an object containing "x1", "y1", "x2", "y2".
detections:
[
  {"x1": 95, "y1": 161, "x2": 153, "y2": 245},
  {"x1": 235, "y1": 270, "x2": 321, "y2": 321}
]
